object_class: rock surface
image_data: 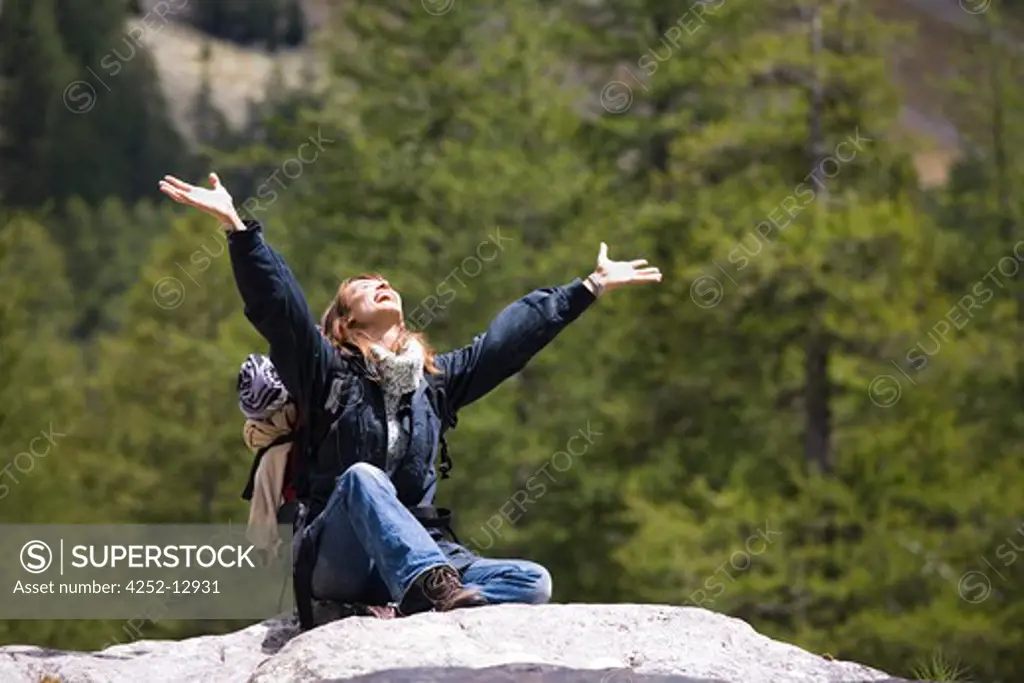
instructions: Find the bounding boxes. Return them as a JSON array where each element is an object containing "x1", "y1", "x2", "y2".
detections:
[{"x1": 0, "y1": 604, "x2": 922, "y2": 683}]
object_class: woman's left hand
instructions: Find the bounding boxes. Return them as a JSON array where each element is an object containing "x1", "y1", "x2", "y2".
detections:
[{"x1": 585, "y1": 242, "x2": 662, "y2": 296}]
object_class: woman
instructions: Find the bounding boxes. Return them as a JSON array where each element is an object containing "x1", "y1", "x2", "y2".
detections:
[{"x1": 159, "y1": 173, "x2": 662, "y2": 625}]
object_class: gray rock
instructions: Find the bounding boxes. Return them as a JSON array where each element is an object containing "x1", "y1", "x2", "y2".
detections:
[
  {"x1": 0, "y1": 604, "x2": 919, "y2": 683},
  {"x1": 333, "y1": 666, "x2": 929, "y2": 683},
  {"x1": 333, "y1": 664, "x2": 732, "y2": 682}
]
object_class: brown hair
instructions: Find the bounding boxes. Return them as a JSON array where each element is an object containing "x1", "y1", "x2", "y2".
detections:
[{"x1": 320, "y1": 273, "x2": 441, "y2": 375}]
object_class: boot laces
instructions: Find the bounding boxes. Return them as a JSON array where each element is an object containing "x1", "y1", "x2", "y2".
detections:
[{"x1": 423, "y1": 566, "x2": 461, "y2": 601}]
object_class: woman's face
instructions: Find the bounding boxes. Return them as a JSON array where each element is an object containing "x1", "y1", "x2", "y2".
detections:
[{"x1": 345, "y1": 277, "x2": 403, "y2": 325}]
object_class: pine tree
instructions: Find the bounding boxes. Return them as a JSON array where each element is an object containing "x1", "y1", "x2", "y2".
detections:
[
  {"x1": 190, "y1": 0, "x2": 230, "y2": 42},
  {"x1": 87, "y1": 211, "x2": 258, "y2": 524},
  {"x1": 53, "y1": 0, "x2": 125, "y2": 65},
  {"x1": 1, "y1": 0, "x2": 191, "y2": 207},
  {"x1": 0, "y1": 212, "x2": 132, "y2": 650},
  {"x1": 0, "y1": 0, "x2": 77, "y2": 206},
  {"x1": 0, "y1": 214, "x2": 84, "y2": 518},
  {"x1": 282, "y1": 0, "x2": 306, "y2": 47},
  {"x1": 189, "y1": 0, "x2": 305, "y2": 49},
  {"x1": 554, "y1": 0, "x2": 1017, "y2": 678},
  {"x1": 45, "y1": 197, "x2": 179, "y2": 338},
  {"x1": 940, "y1": 3, "x2": 1024, "y2": 390}
]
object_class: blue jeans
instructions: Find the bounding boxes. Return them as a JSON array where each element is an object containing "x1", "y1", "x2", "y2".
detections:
[{"x1": 307, "y1": 462, "x2": 552, "y2": 607}]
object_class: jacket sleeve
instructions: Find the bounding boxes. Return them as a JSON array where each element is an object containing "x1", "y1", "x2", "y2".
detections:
[
  {"x1": 227, "y1": 220, "x2": 330, "y2": 405},
  {"x1": 435, "y1": 278, "x2": 596, "y2": 413}
]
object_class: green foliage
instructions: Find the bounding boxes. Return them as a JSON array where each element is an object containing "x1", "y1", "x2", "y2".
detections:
[
  {"x1": 0, "y1": 214, "x2": 130, "y2": 648},
  {"x1": 0, "y1": 0, "x2": 77, "y2": 207},
  {"x1": 0, "y1": 0, "x2": 191, "y2": 208},
  {"x1": 45, "y1": 197, "x2": 178, "y2": 337},
  {"x1": 87, "y1": 212, "x2": 260, "y2": 523},
  {"x1": 912, "y1": 650, "x2": 973, "y2": 683}
]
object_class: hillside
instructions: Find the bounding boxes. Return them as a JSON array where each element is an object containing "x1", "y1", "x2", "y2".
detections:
[
  {"x1": 130, "y1": 16, "x2": 310, "y2": 143},
  {"x1": 136, "y1": 0, "x2": 1003, "y2": 187}
]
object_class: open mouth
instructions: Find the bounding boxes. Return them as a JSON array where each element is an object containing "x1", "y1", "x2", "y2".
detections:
[{"x1": 375, "y1": 290, "x2": 394, "y2": 304}]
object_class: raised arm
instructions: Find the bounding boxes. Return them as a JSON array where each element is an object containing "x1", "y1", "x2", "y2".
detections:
[
  {"x1": 226, "y1": 223, "x2": 330, "y2": 402},
  {"x1": 436, "y1": 279, "x2": 595, "y2": 412},
  {"x1": 437, "y1": 242, "x2": 662, "y2": 413},
  {"x1": 159, "y1": 173, "x2": 329, "y2": 402}
]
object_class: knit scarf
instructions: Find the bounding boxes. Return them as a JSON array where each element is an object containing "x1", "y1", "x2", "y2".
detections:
[{"x1": 370, "y1": 338, "x2": 425, "y2": 473}]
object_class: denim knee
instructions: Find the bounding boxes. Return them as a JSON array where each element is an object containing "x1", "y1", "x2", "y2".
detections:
[
  {"x1": 336, "y1": 462, "x2": 389, "y2": 490},
  {"x1": 522, "y1": 562, "x2": 553, "y2": 604}
]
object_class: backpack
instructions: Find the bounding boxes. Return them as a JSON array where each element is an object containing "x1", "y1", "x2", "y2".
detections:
[{"x1": 241, "y1": 366, "x2": 459, "y2": 631}]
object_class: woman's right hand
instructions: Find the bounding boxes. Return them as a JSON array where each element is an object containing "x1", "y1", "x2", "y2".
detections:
[{"x1": 159, "y1": 172, "x2": 245, "y2": 232}]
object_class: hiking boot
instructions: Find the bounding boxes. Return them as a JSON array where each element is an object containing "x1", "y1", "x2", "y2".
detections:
[{"x1": 399, "y1": 565, "x2": 487, "y2": 615}]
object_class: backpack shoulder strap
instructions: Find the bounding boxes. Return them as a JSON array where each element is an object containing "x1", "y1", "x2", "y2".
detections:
[
  {"x1": 288, "y1": 372, "x2": 354, "y2": 634},
  {"x1": 240, "y1": 433, "x2": 295, "y2": 501},
  {"x1": 425, "y1": 372, "x2": 457, "y2": 479}
]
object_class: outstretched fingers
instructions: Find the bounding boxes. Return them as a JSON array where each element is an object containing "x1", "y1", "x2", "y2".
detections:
[
  {"x1": 627, "y1": 265, "x2": 662, "y2": 284},
  {"x1": 162, "y1": 175, "x2": 194, "y2": 192},
  {"x1": 158, "y1": 181, "x2": 183, "y2": 199},
  {"x1": 159, "y1": 181, "x2": 199, "y2": 208}
]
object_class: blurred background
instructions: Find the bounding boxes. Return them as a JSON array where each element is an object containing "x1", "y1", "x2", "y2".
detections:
[{"x1": 0, "y1": 0, "x2": 1022, "y2": 680}]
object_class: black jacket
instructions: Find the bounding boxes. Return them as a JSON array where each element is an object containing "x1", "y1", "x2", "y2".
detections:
[{"x1": 228, "y1": 221, "x2": 596, "y2": 519}]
